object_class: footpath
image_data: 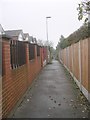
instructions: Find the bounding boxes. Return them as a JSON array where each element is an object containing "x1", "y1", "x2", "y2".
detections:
[{"x1": 12, "y1": 60, "x2": 90, "y2": 118}]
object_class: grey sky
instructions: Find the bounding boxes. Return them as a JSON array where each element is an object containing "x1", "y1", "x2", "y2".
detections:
[{"x1": 0, "y1": 0, "x2": 83, "y2": 48}]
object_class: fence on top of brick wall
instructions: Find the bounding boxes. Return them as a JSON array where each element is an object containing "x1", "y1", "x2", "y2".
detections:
[
  {"x1": 58, "y1": 38, "x2": 90, "y2": 102},
  {"x1": 2, "y1": 36, "x2": 48, "y2": 118}
]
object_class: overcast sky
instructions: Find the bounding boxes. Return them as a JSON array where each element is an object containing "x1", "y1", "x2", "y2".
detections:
[{"x1": 0, "y1": 0, "x2": 83, "y2": 48}]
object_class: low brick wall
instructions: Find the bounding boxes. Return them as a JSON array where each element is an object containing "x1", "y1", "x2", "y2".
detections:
[{"x1": 2, "y1": 38, "x2": 48, "y2": 118}]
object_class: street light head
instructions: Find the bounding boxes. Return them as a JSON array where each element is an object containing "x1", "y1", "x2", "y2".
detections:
[{"x1": 46, "y1": 16, "x2": 51, "y2": 18}]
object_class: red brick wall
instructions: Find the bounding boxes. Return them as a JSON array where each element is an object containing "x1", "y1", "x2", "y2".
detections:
[
  {"x1": 0, "y1": 76, "x2": 2, "y2": 119},
  {"x1": 0, "y1": 39, "x2": 2, "y2": 119},
  {"x1": 2, "y1": 39, "x2": 47, "y2": 118}
]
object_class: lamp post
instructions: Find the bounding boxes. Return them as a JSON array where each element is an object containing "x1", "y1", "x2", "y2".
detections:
[
  {"x1": 46, "y1": 16, "x2": 51, "y2": 63},
  {"x1": 46, "y1": 16, "x2": 51, "y2": 42}
]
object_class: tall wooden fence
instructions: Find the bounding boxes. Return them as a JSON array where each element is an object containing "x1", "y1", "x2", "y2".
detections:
[{"x1": 59, "y1": 38, "x2": 90, "y2": 102}]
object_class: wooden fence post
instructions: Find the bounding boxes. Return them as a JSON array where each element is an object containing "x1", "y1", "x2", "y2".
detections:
[
  {"x1": 88, "y1": 38, "x2": 90, "y2": 102},
  {"x1": 66, "y1": 48, "x2": 68, "y2": 68},
  {"x1": 79, "y1": 41, "x2": 82, "y2": 91},
  {"x1": 72, "y1": 45, "x2": 74, "y2": 78},
  {"x1": 68, "y1": 47, "x2": 70, "y2": 70}
]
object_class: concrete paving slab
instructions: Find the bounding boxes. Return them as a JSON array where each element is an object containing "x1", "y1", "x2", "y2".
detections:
[{"x1": 12, "y1": 60, "x2": 90, "y2": 118}]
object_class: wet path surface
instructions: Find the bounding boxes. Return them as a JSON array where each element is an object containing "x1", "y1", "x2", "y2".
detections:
[{"x1": 13, "y1": 60, "x2": 90, "y2": 118}]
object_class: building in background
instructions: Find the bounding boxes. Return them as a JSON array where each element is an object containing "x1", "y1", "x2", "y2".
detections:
[
  {"x1": 0, "y1": 24, "x2": 5, "y2": 35},
  {"x1": 5, "y1": 30, "x2": 25, "y2": 41}
]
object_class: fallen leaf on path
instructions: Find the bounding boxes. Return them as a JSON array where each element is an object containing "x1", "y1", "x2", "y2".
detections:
[
  {"x1": 84, "y1": 108, "x2": 87, "y2": 110},
  {"x1": 27, "y1": 99, "x2": 30, "y2": 102},
  {"x1": 76, "y1": 87, "x2": 79, "y2": 89},
  {"x1": 70, "y1": 99, "x2": 74, "y2": 102},
  {"x1": 58, "y1": 103, "x2": 61, "y2": 106},
  {"x1": 82, "y1": 117, "x2": 85, "y2": 118},
  {"x1": 51, "y1": 98, "x2": 53, "y2": 100}
]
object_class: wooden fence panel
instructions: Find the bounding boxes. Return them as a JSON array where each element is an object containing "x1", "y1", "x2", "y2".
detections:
[
  {"x1": 64, "y1": 49, "x2": 67, "y2": 66},
  {"x1": 65, "y1": 48, "x2": 68, "y2": 66},
  {"x1": 69, "y1": 45, "x2": 73, "y2": 73},
  {"x1": 88, "y1": 38, "x2": 90, "y2": 93},
  {"x1": 67, "y1": 47, "x2": 69, "y2": 69},
  {"x1": 81, "y1": 39, "x2": 88, "y2": 90},
  {"x1": 68, "y1": 47, "x2": 71, "y2": 71},
  {"x1": 62, "y1": 50, "x2": 64, "y2": 63},
  {"x1": 73, "y1": 43, "x2": 80, "y2": 81},
  {"x1": 59, "y1": 38, "x2": 90, "y2": 101}
]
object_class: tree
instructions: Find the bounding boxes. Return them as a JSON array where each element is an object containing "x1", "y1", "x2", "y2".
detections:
[
  {"x1": 59, "y1": 35, "x2": 65, "y2": 42},
  {"x1": 44, "y1": 40, "x2": 53, "y2": 47},
  {"x1": 77, "y1": 0, "x2": 90, "y2": 23},
  {"x1": 37, "y1": 39, "x2": 44, "y2": 46}
]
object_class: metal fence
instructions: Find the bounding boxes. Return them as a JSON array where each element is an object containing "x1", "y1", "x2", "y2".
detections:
[
  {"x1": 10, "y1": 40, "x2": 26, "y2": 69},
  {"x1": 29, "y1": 43, "x2": 35, "y2": 60},
  {"x1": 37, "y1": 45, "x2": 40, "y2": 56}
]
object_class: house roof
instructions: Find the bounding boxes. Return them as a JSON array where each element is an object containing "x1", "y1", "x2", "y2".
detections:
[
  {"x1": 33, "y1": 37, "x2": 37, "y2": 43},
  {"x1": 0, "y1": 24, "x2": 5, "y2": 34},
  {"x1": 24, "y1": 33, "x2": 29, "y2": 38},
  {"x1": 24, "y1": 33, "x2": 34, "y2": 43},
  {"x1": 5, "y1": 29, "x2": 25, "y2": 39},
  {"x1": 29, "y1": 36, "x2": 33, "y2": 42}
]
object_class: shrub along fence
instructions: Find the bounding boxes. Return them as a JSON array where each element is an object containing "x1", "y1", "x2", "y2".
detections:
[
  {"x1": 2, "y1": 36, "x2": 48, "y2": 118},
  {"x1": 59, "y1": 38, "x2": 90, "y2": 102}
]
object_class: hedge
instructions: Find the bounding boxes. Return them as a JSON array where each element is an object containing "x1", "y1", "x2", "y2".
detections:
[{"x1": 60, "y1": 23, "x2": 90, "y2": 49}]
